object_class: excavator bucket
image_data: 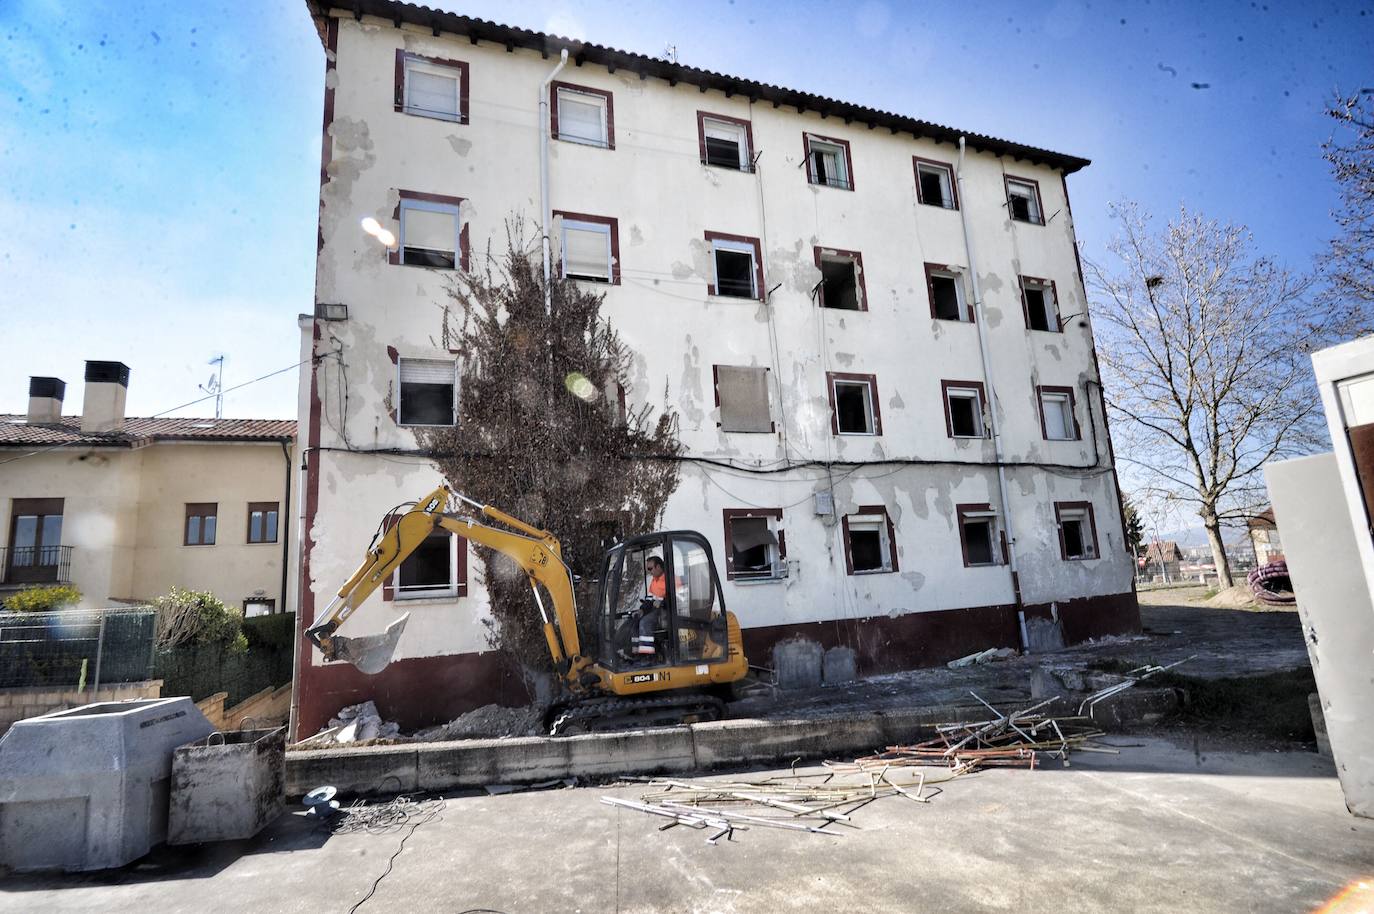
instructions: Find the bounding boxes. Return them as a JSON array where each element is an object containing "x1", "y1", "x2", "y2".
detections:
[{"x1": 329, "y1": 613, "x2": 410, "y2": 674}]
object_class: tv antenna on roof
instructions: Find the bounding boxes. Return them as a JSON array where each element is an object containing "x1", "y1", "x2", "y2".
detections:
[
  {"x1": 199, "y1": 355, "x2": 225, "y2": 419},
  {"x1": 663, "y1": 43, "x2": 678, "y2": 64}
]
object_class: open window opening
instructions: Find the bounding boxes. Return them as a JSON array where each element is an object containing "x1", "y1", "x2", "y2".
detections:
[
  {"x1": 915, "y1": 160, "x2": 956, "y2": 209},
  {"x1": 715, "y1": 365, "x2": 772, "y2": 433},
  {"x1": 397, "y1": 530, "x2": 457, "y2": 597},
  {"x1": 944, "y1": 383, "x2": 986, "y2": 438},
  {"x1": 701, "y1": 115, "x2": 751, "y2": 170},
  {"x1": 817, "y1": 249, "x2": 863, "y2": 310},
  {"x1": 957, "y1": 505, "x2": 1001, "y2": 566},
  {"x1": 724, "y1": 509, "x2": 785, "y2": 581},
  {"x1": 1022, "y1": 278, "x2": 1059, "y2": 332},
  {"x1": 830, "y1": 374, "x2": 880, "y2": 436},
  {"x1": 926, "y1": 265, "x2": 967, "y2": 321},
  {"x1": 710, "y1": 237, "x2": 759, "y2": 299},
  {"x1": 398, "y1": 357, "x2": 457, "y2": 427},
  {"x1": 1056, "y1": 503, "x2": 1099, "y2": 560},
  {"x1": 1006, "y1": 177, "x2": 1043, "y2": 225},
  {"x1": 844, "y1": 508, "x2": 896, "y2": 574},
  {"x1": 806, "y1": 135, "x2": 852, "y2": 190}
]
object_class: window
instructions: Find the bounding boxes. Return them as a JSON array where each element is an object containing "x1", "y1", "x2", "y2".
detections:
[
  {"x1": 556, "y1": 212, "x2": 618, "y2": 283},
  {"x1": 1005, "y1": 176, "x2": 1044, "y2": 225},
  {"x1": 390, "y1": 191, "x2": 466, "y2": 270},
  {"x1": 843, "y1": 506, "x2": 897, "y2": 574},
  {"x1": 1021, "y1": 277, "x2": 1060, "y2": 332},
  {"x1": 942, "y1": 380, "x2": 987, "y2": 439},
  {"x1": 914, "y1": 157, "x2": 957, "y2": 209},
  {"x1": 815, "y1": 247, "x2": 866, "y2": 311},
  {"x1": 714, "y1": 365, "x2": 773, "y2": 433},
  {"x1": 1055, "y1": 502, "x2": 1099, "y2": 560},
  {"x1": 957, "y1": 504, "x2": 1002, "y2": 567},
  {"x1": 243, "y1": 598, "x2": 276, "y2": 618},
  {"x1": 925, "y1": 263, "x2": 969, "y2": 322},
  {"x1": 828, "y1": 372, "x2": 882, "y2": 436},
  {"x1": 387, "y1": 528, "x2": 469, "y2": 599},
  {"x1": 804, "y1": 133, "x2": 853, "y2": 190},
  {"x1": 552, "y1": 82, "x2": 613, "y2": 148},
  {"x1": 1038, "y1": 386, "x2": 1078, "y2": 441},
  {"x1": 247, "y1": 502, "x2": 280, "y2": 544},
  {"x1": 398, "y1": 357, "x2": 457, "y2": 426},
  {"x1": 395, "y1": 51, "x2": 468, "y2": 123},
  {"x1": 706, "y1": 231, "x2": 763, "y2": 300},
  {"x1": 7, "y1": 498, "x2": 64, "y2": 583},
  {"x1": 185, "y1": 503, "x2": 217, "y2": 546},
  {"x1": 698, "y1": 112, "x2": 753, "y2": 171},
  {"x1": 723, "y1": 508, "x2": 786, "y2": 581}
]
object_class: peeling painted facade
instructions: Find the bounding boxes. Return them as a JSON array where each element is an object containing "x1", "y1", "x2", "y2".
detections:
[{"x1": 294, "y1": 3, "x2": 1139, "y2": 737}]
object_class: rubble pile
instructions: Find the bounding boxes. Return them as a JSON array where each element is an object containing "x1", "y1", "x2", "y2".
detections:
[{"x1": 411, "y1": 703, "x2": 542, "y2": 741}]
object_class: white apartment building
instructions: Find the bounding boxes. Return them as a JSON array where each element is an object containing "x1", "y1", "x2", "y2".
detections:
[{"x1": 294, "y1": 0, "x2": 1138, "y2": 737}]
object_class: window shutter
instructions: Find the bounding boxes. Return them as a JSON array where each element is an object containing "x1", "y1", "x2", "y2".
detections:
[
  {"x1": 717, "y1": 366, "x2": 771, "y2": 432},
  {"x1": 563, "y1": 225, "x2": 609, "y2": 278},
  {"x1": 558, "y1": 92, "x2": 603, "y2": 143},
  {"x1": 399, "y1": 359, "x2": 456, "y2": 384},
  {"x1": 1044, "y1": 397, "x2": 1068, "y2": 438},
  {"x1": 406, "y1": 68, "x2": 458, "y2": 117},
  {"x1": 403, "y1": 208, "x2": 456, "y2": 253}
]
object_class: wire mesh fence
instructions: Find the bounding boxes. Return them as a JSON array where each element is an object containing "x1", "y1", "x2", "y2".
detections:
[{"x1": 0, "y1": 607, "x2": 157, "y2": 690}]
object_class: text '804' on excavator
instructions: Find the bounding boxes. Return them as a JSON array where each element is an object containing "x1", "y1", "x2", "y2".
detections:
[{"x1": 304, "y1": 485, "x2": 750, "y2": 735}]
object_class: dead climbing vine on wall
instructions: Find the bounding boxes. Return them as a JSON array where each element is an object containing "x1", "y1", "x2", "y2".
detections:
[{"x1": 416, "y1": 221, "x2": 682, "y2": 681}]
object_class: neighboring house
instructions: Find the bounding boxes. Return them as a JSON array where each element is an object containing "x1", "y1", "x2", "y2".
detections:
[
  {"x1": 294, "y1": 0, "x2": 1139, "y2": 737},
  {"x1": 1138, "y1": 540, "x2": 1183, "y2": 582},
  {"x1": 1248, "y1": 509, "x2": 1284, "y2": 566},
  {"x1": 0, "y1": 363, "x2": 297, "y2": 615}
]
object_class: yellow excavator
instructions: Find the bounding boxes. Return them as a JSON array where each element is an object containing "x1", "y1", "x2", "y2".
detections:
[{"x1": 305, "y1": 485, "x2": 749, "y2": 734}]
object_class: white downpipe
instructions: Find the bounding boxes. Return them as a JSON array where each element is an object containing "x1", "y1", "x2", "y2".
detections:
[
  {"x1": 539, "y1": 49, "x2": 569, "y2": 316},
  {"x1": 957, "y1": 137, "x2": 1029, "y2": 651}
]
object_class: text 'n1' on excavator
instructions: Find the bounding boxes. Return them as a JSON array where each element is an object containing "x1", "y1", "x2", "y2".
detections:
[{"x1": 304, "y1": 485, "x2": 750, "y2": 734}]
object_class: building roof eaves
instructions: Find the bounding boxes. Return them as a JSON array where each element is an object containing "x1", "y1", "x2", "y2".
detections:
[{"x1": 305, "y1": 0, "x2": 1091, "y2": 174}]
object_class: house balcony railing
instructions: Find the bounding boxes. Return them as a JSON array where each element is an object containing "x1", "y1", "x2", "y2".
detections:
[{"x1": 0, "y1": 545, "x2": 74, "y2": 586}]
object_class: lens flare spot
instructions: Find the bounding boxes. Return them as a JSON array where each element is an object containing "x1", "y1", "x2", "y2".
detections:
[{"x1": 563, "y1": 372, "x2": 599, "y2": 403}]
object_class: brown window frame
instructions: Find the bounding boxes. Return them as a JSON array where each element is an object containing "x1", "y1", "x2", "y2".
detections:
[
  {"x1": 841, "y1": 505, "x2": 899, "y2": 575},
  {"x1": 246, "y1": 501, "x2": 280, "y2": 545},
  {"x1": 7, "y1": 498, "x2": 65, "y2": 584},
  {"x1": 913, "y1": 156, "x2": 959, "y2": 210},
  {"x1": 697, "y1": 111, "x2": 755, "y2": 172},
  {"x1": 721, "y1": 508, "x2": 786, "y2": 581},
  {"x1": 827, "y1": 371, "x2": 883, "y2": 436},
  {"x1": 955, "y1": 503, "x2": 1004, "y2": 567},
  {"x1": 550, "y1": 80, "x2": 615, "y2": 149},
  {"x1": 393, "y1": 50, "x2": 470, "y2": 124},
  {"x1": 814, "y1": 246, "x2": 868, "y2": 312},
  {"x1": 704, "y1": 230, "x2": 765, "y2": 300},
  {"x1": 387, "y1": 190, "x2": 470, "y2": 271},
  {"x1": 803, "y1": 132, "x2": 855, "y2": 191},
  {"x1": 1054, "y1": 501, "x2": 1100, "y2": 561},
  {"x1": 184, "y1": 503, "x2": 218, "y2": 547},
  {"x1": 940, "y1": 379, "x2": 988, "y2": 439},
  {"x1": 1037, "y1": 385, "x2": 1080, "y2": 441},
  {"x1": 380, "y1": 513, "x2": 470, "y2": 601},
  {"x1": 1019, "y1": 275, "x2": 1061, "y2": 332},
  {"x1": 553, "y1": 210, "x2": 621, "y2": 285},
  {"x1": 712, "y1": 364, "x2": 775, "y2": 433},
  {"x1": 1004, "y1": 174, "x2": 1045, "y2": 226},
  {"x1": 924, "y1": 262, "x2": 972, "y2": 322}
]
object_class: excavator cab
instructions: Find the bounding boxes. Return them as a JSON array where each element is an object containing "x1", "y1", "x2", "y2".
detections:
[{"x1": 597, "y1": 531, "x2": 731, "y2": 671}]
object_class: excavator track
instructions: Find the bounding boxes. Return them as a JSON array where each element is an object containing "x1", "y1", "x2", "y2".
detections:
[{"x1": 546, "y1": 693, "x2": 726, "y2": 736}]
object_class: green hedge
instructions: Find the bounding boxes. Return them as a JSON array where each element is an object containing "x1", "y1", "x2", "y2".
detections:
[{"x1": 155, "y1": 612, "x2": 295, "y2": 706}]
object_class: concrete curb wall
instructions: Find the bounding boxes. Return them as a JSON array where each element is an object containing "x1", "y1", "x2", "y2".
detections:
[{"x1": 285, "y1": 689, "x2": 1180, "y2": 796}]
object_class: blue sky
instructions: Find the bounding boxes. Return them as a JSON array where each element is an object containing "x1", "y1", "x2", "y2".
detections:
[{"x1": 1, "y1": 0, "x2": 1371, "y2": 421}]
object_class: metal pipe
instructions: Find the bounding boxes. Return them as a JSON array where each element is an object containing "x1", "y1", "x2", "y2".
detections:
[
  {"x1": 957, "y1": 137, "x2": 1027, "y2": 649},
  {"x1": 279, "y1": 438, "x2": 291, "y2": 615},
  {"x1": 539, "y1": 49, "x2": 569, "y2": 316}
]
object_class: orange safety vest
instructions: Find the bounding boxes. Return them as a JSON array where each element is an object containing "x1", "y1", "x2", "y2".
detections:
[{"x1": 648, "y1": 572, "x2": 666, "y2": 599}]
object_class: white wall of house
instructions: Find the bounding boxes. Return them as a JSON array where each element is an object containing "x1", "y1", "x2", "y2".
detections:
[{"x1": 302, "y1": 13, "x2": 1134, "y2": 669}]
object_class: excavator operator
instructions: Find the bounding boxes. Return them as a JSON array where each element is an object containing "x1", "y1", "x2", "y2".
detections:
[{"x1": 632, "y1": 555, "x2": 668, "y2": 656}]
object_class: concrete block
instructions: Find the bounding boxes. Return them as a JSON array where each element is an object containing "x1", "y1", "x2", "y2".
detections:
[
  {"x1": 691, "y1": 714, "x2": 884, "y2": 768},
  {"x1": 1310, "y1": 693, "x2": 1332, "y2": 759},
  {"x1": 1024, "y1": 616, "x2": 1067, "y2": 653},
  {"x1": 285, "y1": 745, "x2": 418, "y2": 797},
  {"x1": 0, "y1": 697, "x2": 214, "y2": 872},
  {"x1": 168, "y1": 727, "x2": 286, "y2": 845},
  {"x1": 772, "y1": 638, "x2": 823, "y2": 690},
  {"x1": 1031, "y1": 665, "x2": 1089, "y2": 699},
  {"x1": 822, "y1": 647, "x2": 857, "y2": 685}
]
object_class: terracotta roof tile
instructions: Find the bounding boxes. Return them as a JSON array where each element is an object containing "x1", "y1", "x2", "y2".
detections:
[{"x1": 0, "y1": 416, "x2": 296, "y2": 448}]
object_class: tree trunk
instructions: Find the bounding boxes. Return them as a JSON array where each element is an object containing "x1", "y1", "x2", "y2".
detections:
[{"x1": 1201, "y1": 509, "x2": 1234, "y2": 589}]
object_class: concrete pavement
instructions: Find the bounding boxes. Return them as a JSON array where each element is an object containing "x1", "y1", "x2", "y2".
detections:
[{"x1": 4, "y1": 735, "x2": 1371, "y2": 913}]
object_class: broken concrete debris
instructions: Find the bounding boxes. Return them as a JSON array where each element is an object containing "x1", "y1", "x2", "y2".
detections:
[
  {"x1": 412, "y1": 703, "x2": 541, "y2": 741},
  {"x1": 947, "y1": 646, "x2": 1018, "y2": 669},
  {"x1": 327, "y1": 701, "x2": 400, "y2": 744}
]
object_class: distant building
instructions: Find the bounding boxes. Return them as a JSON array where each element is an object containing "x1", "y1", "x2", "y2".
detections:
[
  {"x1": 1248, "y1": 509, "x2": 1284, "y2": 566},
  {"x1": 1138, "y1": 540, "x2": 1183, "y2": 582},
  {"x1": 0, "y1": 363, "x2": 297, "y2": 614}
]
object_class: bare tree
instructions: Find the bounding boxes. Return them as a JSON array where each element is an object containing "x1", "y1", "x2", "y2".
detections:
[
  {"x1": 1321, "y1": 90, "x2": 1374, "y2": 316},
  {"x1": 1086, "y1": 203, "x2": 1330, "y2": 588}
]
